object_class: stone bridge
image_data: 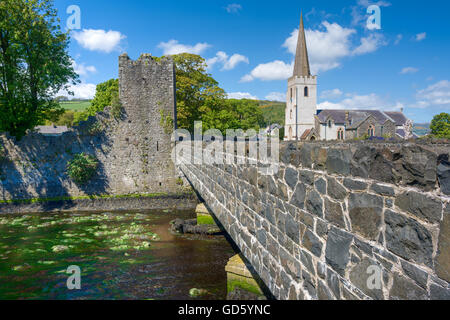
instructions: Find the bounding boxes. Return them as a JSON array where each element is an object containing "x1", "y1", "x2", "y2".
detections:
[{"x1": 178, "y1": 141, "x2": 450, "y2": 300}]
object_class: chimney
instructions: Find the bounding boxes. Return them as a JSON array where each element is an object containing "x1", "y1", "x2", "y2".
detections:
[
  {"x1": 400, "y1": 107, "x2": 404, "y2": 113},
  {"x1": 345, "y1": 111, "x2": 349, "y2": 126}
]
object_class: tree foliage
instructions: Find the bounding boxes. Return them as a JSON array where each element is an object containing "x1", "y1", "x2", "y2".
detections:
[
  {"x1": 87, "y1": 79, "x2": 119, "y2": 116},
  {"x1": 173, "y1": 53, "x2": 264, "y2": 133},
  {"x1": 67, "y1": 153, "x2": 99, "y2": 185},
  {"x1": 430, "y1": 113, "x2": 450, "y2": 139},
  {"x1": 0, "y1": 0, "x2": 78, "y2": 138}
]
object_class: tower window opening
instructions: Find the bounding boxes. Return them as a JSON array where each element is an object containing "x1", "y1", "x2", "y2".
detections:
[
  {"x1": 304, "y1": 86, "x2": 309, "y2": 97},
  {"x1": 157, "y1": 141, "x2": 159, "y2": 151}
]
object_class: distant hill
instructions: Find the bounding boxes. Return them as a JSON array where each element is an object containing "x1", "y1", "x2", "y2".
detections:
[
  {"x1": 258, "y1": 100, "x2": 286, "y2": 127},
  {"x1": 60, "y1": 100, "x2": 91, "y2": 112},
  {"x1": 413, "y1": 123, "x2": 431, "y2": 137}
]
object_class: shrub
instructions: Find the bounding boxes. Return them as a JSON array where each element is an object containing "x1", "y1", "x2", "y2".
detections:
[
  {"x1": 67, "y1": 153, "x2": 99, "y2": 184},
  {"x1": 0, "y1": 144, "x2": 5, "y2": 162},
  {"x1": 110, "y1": 92, "x2": 123, "y2": 120}
]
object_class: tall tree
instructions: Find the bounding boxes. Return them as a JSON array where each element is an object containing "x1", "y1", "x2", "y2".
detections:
[
  {"x1": 172, "y1": 53, "x2": 226, "y2": 132},
  {"x1": 0, "y1": 0, "x2": 78, "y2": 138},
  {"x1": 430, "y1": 113, "x2": 450, "y2": 139}
]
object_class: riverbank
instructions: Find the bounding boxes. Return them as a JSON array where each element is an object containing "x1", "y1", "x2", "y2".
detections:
[{"x1": 0, "y1": 192, "x2": 198, "y2": 214}]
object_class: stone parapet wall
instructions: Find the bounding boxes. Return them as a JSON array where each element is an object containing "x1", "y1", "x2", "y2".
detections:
[{"x1": 179, "y1": 141, "x2": 450, "y2": 300}]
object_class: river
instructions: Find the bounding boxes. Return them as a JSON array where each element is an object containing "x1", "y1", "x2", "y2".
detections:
[{"x1": 0, "y1": 209, "x2": 237, "y2": 300}]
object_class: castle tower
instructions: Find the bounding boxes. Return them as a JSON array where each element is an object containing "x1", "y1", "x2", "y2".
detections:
[
  {"x1": 285, "y1": 13, "x2": 317, "y2": 141},
  {"x1": 118, "y1": 53, "x2": 179, "y2": 193}
]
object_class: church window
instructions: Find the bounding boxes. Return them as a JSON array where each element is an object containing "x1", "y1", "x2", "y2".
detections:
[
  {"x1": 328, "y1": 120, "x2": 332, "y2": 128},
  {"x1": 290, "y1": 88, "x2": 293, "y2": 103},
  {"x1": 368, "y1": 125, "x2": 375, "y2": 137},
  {"x1": 337, "y1": 128, "x2": 344, "y2": 140},
  {"x1": 304, "y1": 86, "x2": 309, "y2": 97},
  {"x1": 290, "y1": 109, "x2": 293, "y2": 120}
]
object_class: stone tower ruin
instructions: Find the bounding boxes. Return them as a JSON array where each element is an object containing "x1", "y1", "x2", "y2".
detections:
[{"x1": 118, "y1": 53, "x2": 179, "y2": 193}]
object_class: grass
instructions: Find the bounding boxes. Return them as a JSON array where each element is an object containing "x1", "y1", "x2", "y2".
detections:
[
  {"x1": 60, "y1": 100, "x2": 91, "y2": 112},
  {"x1": 0, "y1": 191, "x2": 194, "y2": 205}
]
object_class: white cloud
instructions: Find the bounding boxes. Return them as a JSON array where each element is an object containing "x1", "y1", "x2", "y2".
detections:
[
  {"x1": 412, "y1": 80, "x2": 450, "y2": 109},
  {"x1": 318, "y1": 92, "x2": 403, "y2": 111},
  {"x1": 225, "y1": 4, "x2": 242, "y2": 14},
  {"x1": 415, "y1": 32, "x2": 427, "y2": 42},
  {"x1": 207, "y1": 51, "x2": 249, "y2": 71},
  {"x1": 227, "y1": 92, "x2": 258, "y2": 100},
  {"x1": 400, "y1": 67, "x2": 419, "y2": 74},
  {"x1": 241, "y1": 60, "x2": 293, "y2": 82},
  {"x1": 158, "y1": 40, "x2": 211, "y2": 55},
  {"x1": 320, "y1": 89, "x2": 343, "y2": 100},
  {"x1": 57, "y1": 83, "x2": 96, "y2": 100},
  {"x1": 73, "y1": 29, "x2": 126, "y2": 53},
  {"x1": 265, "y1": 92, "x2": 285, "y2": 102},
  {"x1": 72, "y1": 61, "x2": 97, "y2": 77},
  {"x1": 394, "y1": 34, "x2": 403, "y2": 45},
  {"x1": 352, "y1": 33, "x2": 386, "y2": 55}
]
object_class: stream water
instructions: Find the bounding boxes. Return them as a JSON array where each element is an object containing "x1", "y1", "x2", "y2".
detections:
[{"x1": 0, "y1": 209, "x2": 236, "y2": 300}]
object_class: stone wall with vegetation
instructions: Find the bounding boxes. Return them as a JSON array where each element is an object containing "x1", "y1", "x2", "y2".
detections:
[
  {"x1": 179, "y1": 141, "x2": 450, "y2": 300},
  {"x1": 0, "y1": 54, "x2": 188, "y2": 203}
]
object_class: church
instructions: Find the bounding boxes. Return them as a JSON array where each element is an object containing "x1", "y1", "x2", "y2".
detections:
[{"x1": 284, "y1": 14, "x2": 414, "y2": 141}]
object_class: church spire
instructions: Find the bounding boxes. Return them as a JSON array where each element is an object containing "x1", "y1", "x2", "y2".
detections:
[{"x1": 293, "y1": 12, "x2": 311, "y2": 77}]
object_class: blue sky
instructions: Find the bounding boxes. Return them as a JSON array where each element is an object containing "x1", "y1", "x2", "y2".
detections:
[{"x1": 55, "y1": 0, "x2": 450, "y2": 123}]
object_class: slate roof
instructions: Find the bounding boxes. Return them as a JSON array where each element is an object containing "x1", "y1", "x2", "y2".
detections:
[
  {"x1": 385, "y1": 112, "x2": 408, "y2": 126},
  {"x1": 35, "y1": 125, "x2": 69, "y2": 135},
  {"x1": 316, "y1": 109, "x2": 407, "y2": 128}
]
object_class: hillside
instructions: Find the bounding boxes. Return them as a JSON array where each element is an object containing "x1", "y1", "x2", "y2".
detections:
[
  {"x1": 258, "y1": 100, "x2": 286, "y2": 126},
  {"x1": 60, "y1": 100, "x2": 91, "y2": 112}
]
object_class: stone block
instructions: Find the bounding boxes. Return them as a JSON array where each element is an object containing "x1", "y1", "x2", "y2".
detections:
[
  {"x1": 325, "y1": 227, "x2": 353, "y2": 276},
  {"x1": 348, "y1": 193, "x2": 383, "y2": 240},
  {"x1": 395, "y1": 191, "x2": 442, "y2": 224},
  {"x1": 385, "y1": 210, "x2": 433, "y2": 267}
]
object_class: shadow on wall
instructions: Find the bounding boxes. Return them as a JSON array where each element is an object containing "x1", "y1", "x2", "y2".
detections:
[{"x1": 0, "y1": 108, "x2": 118, "y2": 205}]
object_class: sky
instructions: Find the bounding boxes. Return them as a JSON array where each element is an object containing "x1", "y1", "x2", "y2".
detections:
[{"x1": 54, "y1": 0, "x2": 450, "y2": 123}]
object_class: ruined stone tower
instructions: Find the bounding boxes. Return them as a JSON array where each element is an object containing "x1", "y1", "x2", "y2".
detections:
[{"x1": 118, "y1": 53, "x2": 179, "y2": 193}]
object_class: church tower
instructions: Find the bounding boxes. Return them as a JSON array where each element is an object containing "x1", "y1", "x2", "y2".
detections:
[{"x1": 285, "y1": 13, "x2": 317, "y2": 141}]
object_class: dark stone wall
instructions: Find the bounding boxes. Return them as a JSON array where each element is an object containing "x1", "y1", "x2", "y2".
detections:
[{"x1": 179, "y1": 141, "x2": 450, "y2": 300}]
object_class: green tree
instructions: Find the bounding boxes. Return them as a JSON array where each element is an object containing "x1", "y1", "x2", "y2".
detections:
[
  {"x1": 430, "y1": 113, "x2": 450, "y2": 138},
  {"x1": 86, "y1": 79, "x2": 119, "y2": 116},
  {"x1": 172, "y1": 53, "x2": 226, "y2": 132},
  {"x1": 0, "y1": 0, "x2": 78, "y2": 138}
]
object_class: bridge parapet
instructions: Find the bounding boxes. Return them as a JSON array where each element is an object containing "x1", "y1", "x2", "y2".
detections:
[{"x1": 179, "y1": 140, "x2": 450, "y2": 300}]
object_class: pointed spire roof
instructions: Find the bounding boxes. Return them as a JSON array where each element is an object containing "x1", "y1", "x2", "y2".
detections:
[{"x1": 293, "y1": 12, "x2": 311, "y2": 77}]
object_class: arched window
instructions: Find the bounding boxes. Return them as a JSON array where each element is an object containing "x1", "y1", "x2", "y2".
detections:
[
  {"x1": 328, "y1": 120, "x2": 332, "y2": 128},
  {"x1": 368, "y1": 125, "x2": 375, "y2": 137},
  {"x1": 290, "y1": 109, "x2": 293, "y2": 120},
  {"x1": 290, "y1": 88, "x2": 293, "y2": 103},
  {"x1": 304, "y1": 86, "x2": 309, "y2": 97},
  {"x1": 289, "y1": 127, "x2": 293, "y2": 140},
  {"x1": 337, "y1": 128, "x2": 344, "y2": 140}
]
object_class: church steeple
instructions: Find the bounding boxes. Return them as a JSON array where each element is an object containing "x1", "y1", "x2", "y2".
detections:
[{"x1": 293, "y1": 12, "x2": 311, "y2": 78}]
